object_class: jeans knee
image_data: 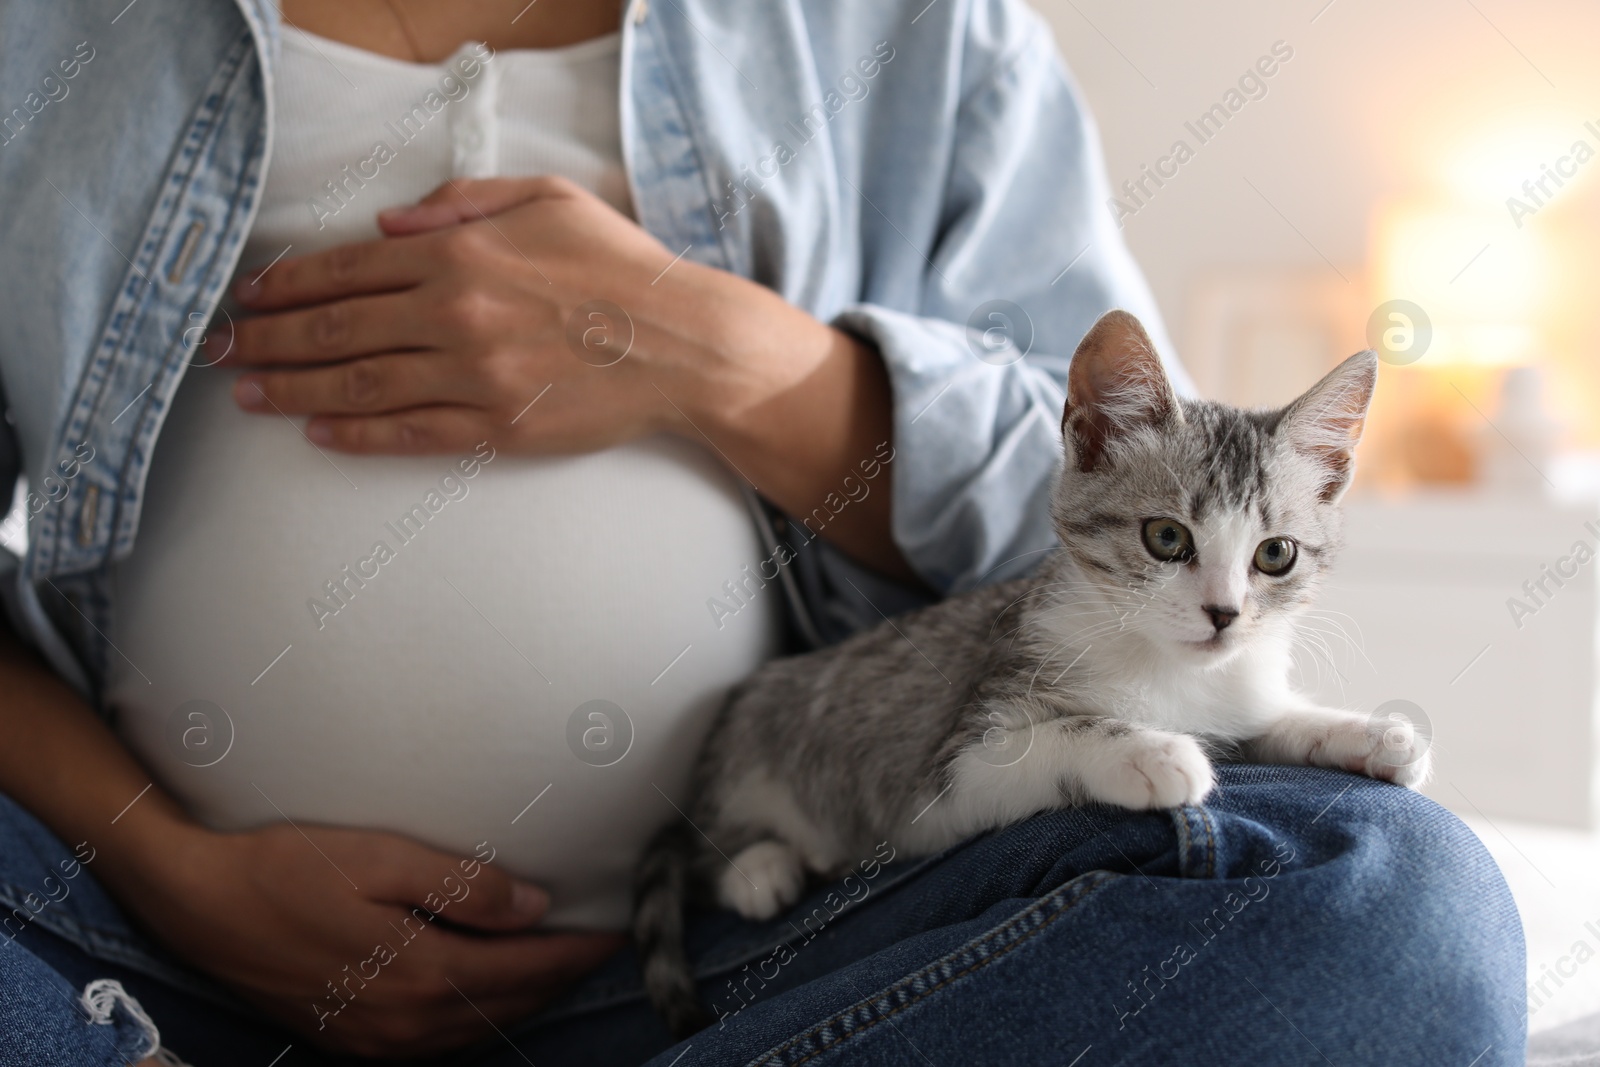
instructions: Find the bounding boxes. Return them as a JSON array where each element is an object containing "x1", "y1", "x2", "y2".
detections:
[
  {"x1": 1197, "y1": 774, "x2": 1527, "y2": 1062},
  {"x1": 1329, "y1": 783, "x2": 1524, "y2": 1031},
  {"x1": 1349, "y1": 784, "x2": 1517, "y2": 929}
]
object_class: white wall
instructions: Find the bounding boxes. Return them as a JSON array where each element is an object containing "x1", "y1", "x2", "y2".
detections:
[{"x1": 1032, "y1": 0, "x2": 1600, "y2": 427}]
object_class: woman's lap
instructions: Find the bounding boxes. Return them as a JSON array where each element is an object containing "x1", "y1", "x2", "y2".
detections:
[{"x1": 0, "y1": 766, "x2": 1525, "y2": 1067}]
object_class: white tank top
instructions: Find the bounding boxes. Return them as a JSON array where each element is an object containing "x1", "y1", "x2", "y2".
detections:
[{"x1": 103, "y1": 30, "x2": 782, "y2": 929}]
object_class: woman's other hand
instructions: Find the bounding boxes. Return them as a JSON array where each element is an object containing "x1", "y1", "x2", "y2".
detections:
[{"x1": 148, "y1": 820, "x2": 622, "y2": 1056}]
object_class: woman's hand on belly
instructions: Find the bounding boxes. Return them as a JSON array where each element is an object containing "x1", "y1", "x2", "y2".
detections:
[
  {"x1": 153, "y1": 821, "x2": 623, "y2": 1056},
  {"x1": 220, "y1": 176, "x2": 917, "y2": 579},
  {"x1": 220, "y1": 174, "x2": 813, "y2": 457}
]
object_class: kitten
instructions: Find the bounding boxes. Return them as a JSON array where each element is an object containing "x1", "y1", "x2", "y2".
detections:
[{"x1": 632, "y1": 310, "x2": 1430, "y2": 1036}]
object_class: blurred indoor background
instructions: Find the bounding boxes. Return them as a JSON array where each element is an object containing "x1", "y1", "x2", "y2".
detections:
[{"x1": 1034, "y1": 0, "x2": 1600, "y2": 1027}]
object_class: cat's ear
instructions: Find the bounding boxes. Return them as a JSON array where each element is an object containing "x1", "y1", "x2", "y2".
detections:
[
  {"x1": 1062, "y1": 310, "x2": 1181, "y2": 472},
  {"x1": 1276, "y1": 350, "x2": 1378, "y2": 504}
]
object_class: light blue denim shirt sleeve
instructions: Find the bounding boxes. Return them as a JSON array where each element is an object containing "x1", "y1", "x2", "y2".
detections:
[
  {"x1": 770, "y1": 0, "x2": 1192, "y2": 637},
  {"x1": 892, "y1": 8, "x2": 1191, "y2": 583}
]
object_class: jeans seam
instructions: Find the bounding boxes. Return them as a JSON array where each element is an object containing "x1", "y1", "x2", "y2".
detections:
[
  {"x1": 1173, "y1": 808, "x2": 1194, "y2": 875},
  {"x1": 1171, "y1": 807, "x2": 1215, "y2": 879},
  {"x1": 0, "y1": 881, "x2": 242, "y2": 1011},
  {"x1": 504, "y1": 848, "x2": 955, "y2": 1030},
  {"x1": 1197, "y1": 806, "x2": 1218, "y2": 879},
  {"x1": 696, "y1": 846, "x2": 953, "y2": 973},
  {"x1": 0, "y1": 881, "x2": 116, "y2": 953},
  {"x1": 746, "y1": 869, "x2": 1119, "y2": 1067}
]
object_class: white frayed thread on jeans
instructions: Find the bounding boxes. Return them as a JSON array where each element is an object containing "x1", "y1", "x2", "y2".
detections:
[{"x1": 79, "y1": 978, "x2": 194, "y2": 1067}]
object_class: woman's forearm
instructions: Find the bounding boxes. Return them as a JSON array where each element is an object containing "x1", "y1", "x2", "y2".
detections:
[
  {"x1": 0, "y1": 621, "x2": 204, "y2": 911},
  {"x1": 662, "y1": 263, "x2": 918, "y2": 585}
]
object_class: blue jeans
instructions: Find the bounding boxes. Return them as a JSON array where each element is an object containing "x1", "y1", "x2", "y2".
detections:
[{"x1": 0, "y1": 766, "x2": 1524, "y2": 1066}]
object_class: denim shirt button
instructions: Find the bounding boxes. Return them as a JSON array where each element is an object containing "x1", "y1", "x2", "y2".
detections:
[{"x1": 75, "y1": 485, "x2": 100, "y2": 547}]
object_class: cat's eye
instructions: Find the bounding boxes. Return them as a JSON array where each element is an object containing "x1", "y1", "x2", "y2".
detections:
[
  {"x1": 1141, "y1": 518, "x2": 1194, "y2": 562},
  {"x1": 1254, "y1": 537, "x2": 1297, "y2": 575}
]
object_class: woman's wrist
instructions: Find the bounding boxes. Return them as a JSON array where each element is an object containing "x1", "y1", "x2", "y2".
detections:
[
  {"x1": 644, "y1": 261, "x2": 836, "y2": 436},
  {"x1": 92, "y1": 795, "x2": 219, "y2": 920},
  {"x1": 645, "y1": 262, "x2": 918, "y2": 582},
  {"x1": 0, "y1": 627, "x2": 223, "y2": 931}
]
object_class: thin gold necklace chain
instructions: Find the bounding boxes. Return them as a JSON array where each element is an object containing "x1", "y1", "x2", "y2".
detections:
[{"x1": 382, "y1": 0, "x2": 425, "y2": 61}]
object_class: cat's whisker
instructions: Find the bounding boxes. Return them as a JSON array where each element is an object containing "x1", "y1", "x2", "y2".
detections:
[
  {"x1": 1026, "y1": 591, "x2": 1141, "y2": 612},
  {"x1": 1027, "y1": 616, "x2": 1135, "y2": 667},
  {"x1": 1311, "y1": 635, "x2": 1344, "y2": 691},
  {"x1": 1035, "y1": 587, "x2": 1147, "y2": 609},
  {"x1": 1289, "y1": 631, "x2": 1338, "y2": 695},
  {"x1": 986, "y1": 583, "x2": 1138, "y2": 638},
  {"x1": 1291, "y1": 620, "x2": 1338, "y2": 662},
  {"x1": 1300, "y1": 629, "x2": 1353, "y2": 698},
  {"x1": 1293, "y1": 619, "x2": 1358, "y2": 680},
  {"x1": 1299, "y1": 609, "x2": 1376, "y2": 675},
  {"x1": 1020, "y1": 586, "x2": 1144, "y2": 609},
  {"x1": 1037, "y1": 606, "x2": 1138, "y2": 623},
  {"x1": 1304, "y1": 607, "x2": 1369, "y2": 648},
  {"x1": 989, "y1": 597, "x2": 1131, "y2": 645},
  {"x1": 1034, "y1": 575, "x2": 1158, "y2": 595},
  {"x1": 1026, "y1": 630, "x2": 1085, "y2": 695},
  {"x1": 1057, "y1": 616, "x2": 1150, "y2": 649},
  {"x1": 1287, "y1": 641, "x2": 1320, "y2": 689}
]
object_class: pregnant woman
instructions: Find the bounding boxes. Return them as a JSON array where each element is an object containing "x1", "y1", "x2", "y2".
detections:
[{"x1": 0, "y1": 1, "x2": 1522, "y2": 1065}]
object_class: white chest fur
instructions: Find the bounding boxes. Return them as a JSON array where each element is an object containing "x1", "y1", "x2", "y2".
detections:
[{"x1": 1029, "y1": 599, "x2": 1299, "y2": 742}]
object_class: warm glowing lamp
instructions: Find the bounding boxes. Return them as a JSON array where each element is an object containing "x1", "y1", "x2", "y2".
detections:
[
  {"x1": 1366, "y1": 198, "x2": 1559, "y2": 488},
  {"x1": 1370, "y1": 199, "x2": 1546, "y2": 367}
]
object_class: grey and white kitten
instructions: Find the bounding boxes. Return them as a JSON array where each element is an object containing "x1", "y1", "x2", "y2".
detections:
[{"x1": 633, "y1": 310, "x2": 1430, "y2": 1035}]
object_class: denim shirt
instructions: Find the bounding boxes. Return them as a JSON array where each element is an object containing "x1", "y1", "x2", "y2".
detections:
[{"x1": 0, "y1": 0, "x2": 1187, "y2": 701}]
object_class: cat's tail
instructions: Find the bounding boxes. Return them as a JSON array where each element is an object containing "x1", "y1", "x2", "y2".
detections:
[{"x1": 633, "y1": 819, "x2": 711, "y2": 1039}]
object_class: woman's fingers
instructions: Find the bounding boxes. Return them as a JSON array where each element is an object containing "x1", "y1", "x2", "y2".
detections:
[
  {"x1": 224, "y1": 291, "x2": 431, "y2": 368},
  {"x1": 383, "y1": 866, "x2": 552, "y2": 936},
  {"x1": 226, "y1": 174, "x2": 687, "y2": 459},
  {"x1": 235, "y1": 233, "x2": 435, "y2": 309},
  {"x1": 238, "y1": 177, "x2": 589, "y2": 309},
  {"x1": 234, "y1": 353, "x2": 483, "y2": 420},
  {"x1": 425, "y1": 928, "x2": 627, "y2": 1000},
  {"x1": 300, "y1": 404, "x2": 491, "y2": 452},
  {"x1": 377, "y1": 176, "x2": 582, "y2": 235},
  {"x1": 310, "y1": 935, "x2": 622, "y2": 1058},
  {"x1": 348, "y1": 834, "x2": 550, "y2": 932}
]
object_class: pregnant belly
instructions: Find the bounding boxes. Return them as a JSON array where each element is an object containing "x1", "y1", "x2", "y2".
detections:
[{"x1": 105, "y1": 365, "x2": 782, "y2": 929}]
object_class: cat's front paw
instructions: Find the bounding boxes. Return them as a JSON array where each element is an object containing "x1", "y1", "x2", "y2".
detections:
[
  {"x1": 1251, "y1": 706, "x2": 1434, "y2": 789},
  {"x1": 1335, "y1": 715, "x2": 1433, "y2": 788},
  {"x1": 718, "y1": 840, "x2": 805, "y2": 920},
  {"x1": 1082, "y1": 731, "x2": 1215, "y2": 810}
]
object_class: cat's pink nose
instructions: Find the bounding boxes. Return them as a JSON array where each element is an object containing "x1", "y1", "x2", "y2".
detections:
[{"x1": 1203, "y1": 605, "x2": 1239, "y2": 631}]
